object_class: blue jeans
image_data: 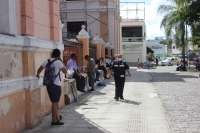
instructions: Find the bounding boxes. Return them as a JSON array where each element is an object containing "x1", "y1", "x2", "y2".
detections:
[
  {"x1": 87, "y1": 72, "x2": 95, "y2": 87},
  {"x1": 95, "y1": 68, "x2": 100, "y2": 80}
]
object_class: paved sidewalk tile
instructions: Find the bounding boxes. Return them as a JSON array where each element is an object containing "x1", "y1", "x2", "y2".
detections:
[{"x1": 22, "y1": 67, "x2": 172, "y2": 133}]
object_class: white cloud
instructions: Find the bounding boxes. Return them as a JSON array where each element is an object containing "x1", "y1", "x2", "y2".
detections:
[{"x1": 120, "y1": 0, "x2": 172, "y2": 40}]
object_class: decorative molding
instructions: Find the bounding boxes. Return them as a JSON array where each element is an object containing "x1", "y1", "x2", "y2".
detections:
[
  {"x1": 76, "y1": 25, "x2": 90, "y2": 39},
  {"x1": 0, "y1": 73, "x2": 66, "y2": 95},
  {"x1": 0, "y1": 76, "x2": 37, "y2": 95},
  {"x1": 105, "y1": 42, "x2": 111, "y2": 48},
  {"x1": 0, "y1": 34, "x2": 64, "y2": 52},
  {"x1": 92, "y1": 33, "x2": 102, "y2": 44},
  {"x1": 110, "y1": 44, "x2": 115, "y2": 49}
]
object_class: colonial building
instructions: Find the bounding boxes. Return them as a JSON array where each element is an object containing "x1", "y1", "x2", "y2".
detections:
[
  {"x1": 0, "y1": 0, "x2": 64, "y2": 132},
  {"x1": 60, "y1": 0, "x2": 121, "y2": 63}
]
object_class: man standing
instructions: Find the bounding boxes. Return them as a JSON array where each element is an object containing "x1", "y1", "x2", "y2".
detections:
[
  {"x1": 156, "y1": 57, "x2": 159, "y2": 66},
  {"x1": 108, "y1": 54, "x2": 131, "y2": 100},
  {"x1": 36, "y1": 49, "x2": 67, "y2": 125},
  {"x1": 85, "y1": 55, "x2": 95, "y2": 91},
  {"x1": 67, "y1": 53, "x2": 86, "y2": 92}
]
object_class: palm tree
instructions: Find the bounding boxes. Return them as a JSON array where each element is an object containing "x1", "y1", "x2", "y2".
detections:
[
  {"x1": 158, "y1": 3, "x2": 188, "y2": 70},
  {"x1": 190, "y1": 22, "x2": 200, "y2": 48}
]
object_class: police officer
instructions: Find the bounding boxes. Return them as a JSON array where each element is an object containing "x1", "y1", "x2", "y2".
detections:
[{"x1": 108, "y1": 54, "x2": 131, "y2": 100}]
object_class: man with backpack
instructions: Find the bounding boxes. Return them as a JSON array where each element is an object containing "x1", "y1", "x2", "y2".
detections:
[{"x1": 36, "y1": 49, "x2": 67, "y2": 126}]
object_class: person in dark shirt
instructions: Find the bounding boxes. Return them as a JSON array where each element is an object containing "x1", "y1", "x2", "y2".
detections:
[
  {"x1": 108, "y1": 54, "x2": 131, "y2": 100},
  {"x1": 96, "y1": 58, "x2": 108, "y2": 79}
]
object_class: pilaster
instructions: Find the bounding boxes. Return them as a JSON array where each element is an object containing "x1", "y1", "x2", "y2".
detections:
[
  {"x1": 21, "y1": 0, "x2": 34, "y2": 36},
  {"x1": 77, "y1": 25, "x2": 90, "y2": 67}
]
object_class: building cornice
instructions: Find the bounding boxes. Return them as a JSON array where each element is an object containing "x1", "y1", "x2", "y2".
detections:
[{"x1": 0, "y1": 34, "x2": 64, "y2": 52}]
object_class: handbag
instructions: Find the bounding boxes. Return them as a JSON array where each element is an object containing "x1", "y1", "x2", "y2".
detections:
[{"x1": 66, "y1": 67, "x2": 74, "y2": 79}]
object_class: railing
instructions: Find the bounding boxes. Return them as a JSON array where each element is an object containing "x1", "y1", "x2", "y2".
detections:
[{"x1": 122, "y1": 37, "x2": 144, "y2": 42}]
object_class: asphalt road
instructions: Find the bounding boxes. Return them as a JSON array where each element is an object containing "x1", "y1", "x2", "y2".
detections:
[{"x1": 149, "y1": 65, "x2": 200, "y2": 133}]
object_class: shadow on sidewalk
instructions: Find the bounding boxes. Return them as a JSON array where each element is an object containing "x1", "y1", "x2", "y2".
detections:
[{"x1": 119, "y1": 100, "x2": 141, "y2": 105}]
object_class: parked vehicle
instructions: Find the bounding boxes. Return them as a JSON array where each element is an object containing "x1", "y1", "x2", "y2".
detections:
[{"x1": 161, "y1": 59, "x2": 173, "y2": 66}]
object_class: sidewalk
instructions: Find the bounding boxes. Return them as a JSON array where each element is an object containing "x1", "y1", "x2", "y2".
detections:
[{"x1": 22, "y1": 67, "x2": 172, "y2": 133}]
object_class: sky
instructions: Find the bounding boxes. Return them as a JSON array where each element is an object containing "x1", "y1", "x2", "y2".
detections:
[{"x1": 120, "y1": 0, "x2": 172, "y2": 40}]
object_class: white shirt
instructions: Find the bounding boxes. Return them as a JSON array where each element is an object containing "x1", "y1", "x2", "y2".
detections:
[
  {"x1": 105, "y1": 58, "x2": 111, "y2": 64},
  {"x1": 42, "y1": 58, "x2": 64, "y2": 86}
]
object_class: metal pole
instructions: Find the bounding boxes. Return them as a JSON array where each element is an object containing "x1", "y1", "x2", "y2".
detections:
[{"x1": 127, "y1": 2, "x2": 128, "y2": 19}]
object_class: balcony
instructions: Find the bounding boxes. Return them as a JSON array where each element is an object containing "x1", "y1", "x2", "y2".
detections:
[{"x1": 122, "y1": 37, "x2": 144, "y2": 42}]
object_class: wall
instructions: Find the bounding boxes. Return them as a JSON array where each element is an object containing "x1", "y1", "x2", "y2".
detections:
[
  {"x1": 34, "y1": 0, "x2": 51, "y2": 40},
  {"x1": 0, "y1": 0, "x2": 64, "y2": 132},
  {"x1": 120, "y1": 21, "x2": 146, "y2": 62},
  {"x1": 0, "y1": 0, "x2": 18, "y2": 35}
]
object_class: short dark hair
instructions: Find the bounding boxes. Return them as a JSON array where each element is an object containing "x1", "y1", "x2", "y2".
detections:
[
  {"x1": 71, "y1": 53, "x2": 77, "y2": 58},
  {"x1": 85, "y1": 55, "x2": 90, "y2": 59},
  {"x1": 51, "y1": 49, "x2": 61, "y2": 58}
]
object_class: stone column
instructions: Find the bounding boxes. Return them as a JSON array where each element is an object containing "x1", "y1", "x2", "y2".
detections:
[
  {"x1": 93, "y1": 33, "x2": 102, "y2": 59},
  {"x1": 59, "y1": 21, "x2": 64, "y2": 43},
  {"x1": 77, "y1": 25, "x2": 90, "y2": 67},
  {"x1": 101, "y1": 45, "x2": 105, "y2": 61},
  {"x1": 100, "y1": 38, "x2": 105, "y2": 64},
  {"x1": 49, "y1": 0, "x2": 60, "y2": 41}
]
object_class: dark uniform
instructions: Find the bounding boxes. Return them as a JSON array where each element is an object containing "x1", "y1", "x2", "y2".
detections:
[{"x1": 110, "y1": 60, "x2": 129, "y2": 99}]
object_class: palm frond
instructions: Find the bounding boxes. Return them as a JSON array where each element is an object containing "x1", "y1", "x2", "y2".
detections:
[{"x1": 157, "y1": 5, "x2": 176, "y2": 15}]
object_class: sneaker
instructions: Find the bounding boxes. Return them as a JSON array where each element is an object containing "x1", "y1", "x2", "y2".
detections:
[
  {"x1": 51, "y1": 121, "x2": 64, "y2": 126},
  {"x1": 114, "y1": 97, "x2": 119, "y2": 100},
  {"x1": 96, "y1": 79, "x2": 100, "y2": 81},
  {"x1": 120, "y1": 97, "x2": 124, "y2": 100},
  {"x1": 89, "y1": 89, "x2": 94, "y2": 91}
]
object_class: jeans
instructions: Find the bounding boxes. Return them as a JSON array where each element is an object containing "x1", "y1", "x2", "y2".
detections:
[
  {"x1": 87, "y1": 72, "x2": 95, "y2": 87},
  {"x1": 95, "y1": 68, "x2": 100, "y2": 80}
]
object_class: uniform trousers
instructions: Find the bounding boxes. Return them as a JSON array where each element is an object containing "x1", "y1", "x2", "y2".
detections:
[{"x1": 114, "y1": 74, "x2": 125, "y2": 98}]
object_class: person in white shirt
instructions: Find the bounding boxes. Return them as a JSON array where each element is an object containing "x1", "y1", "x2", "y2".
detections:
[{"x1": 36, "y1": 49, "x2": 67, "y2": 126}]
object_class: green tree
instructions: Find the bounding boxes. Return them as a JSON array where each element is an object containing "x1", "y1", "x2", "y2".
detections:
[
  {"x1": 189, "y1": 21, "x2": 200, "y2": 48},
  {"x1": 185, "y1": 1, "x2": 200, "y2": 24},
  {"x1": 158, "y1": 3, "x2": 187, "y2": 70}
]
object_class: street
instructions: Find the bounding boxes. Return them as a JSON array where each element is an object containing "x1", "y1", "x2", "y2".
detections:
[{"x1": 150, "y1": 65, "x2": 200, "y2": 133}]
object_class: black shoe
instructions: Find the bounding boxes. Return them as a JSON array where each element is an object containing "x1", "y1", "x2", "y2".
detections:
[
  {"x1": 96, "y1": 79, "x2": 100, "y2": 81},
  {"x1": 78, "y1": 89, "x2": 86, "y2": 92},
  {"x1": 58, "y1": 115, "x2": 62, "y2": 122},
  {"x1": 114, "y1": 97, "x2": 119, "y2": 100},
  {"x1": 89, "y1": 89, "x2": 94, "y2": 91},
  {"x1": 51, "y1": 121, "x2": 64, "y2": 126},
  {"x1": 104, "y1": 77, "x2": 108, "y2": 79},
  {"x1": 120, "y1": 97, "x2": 124, "y2": 100}
]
